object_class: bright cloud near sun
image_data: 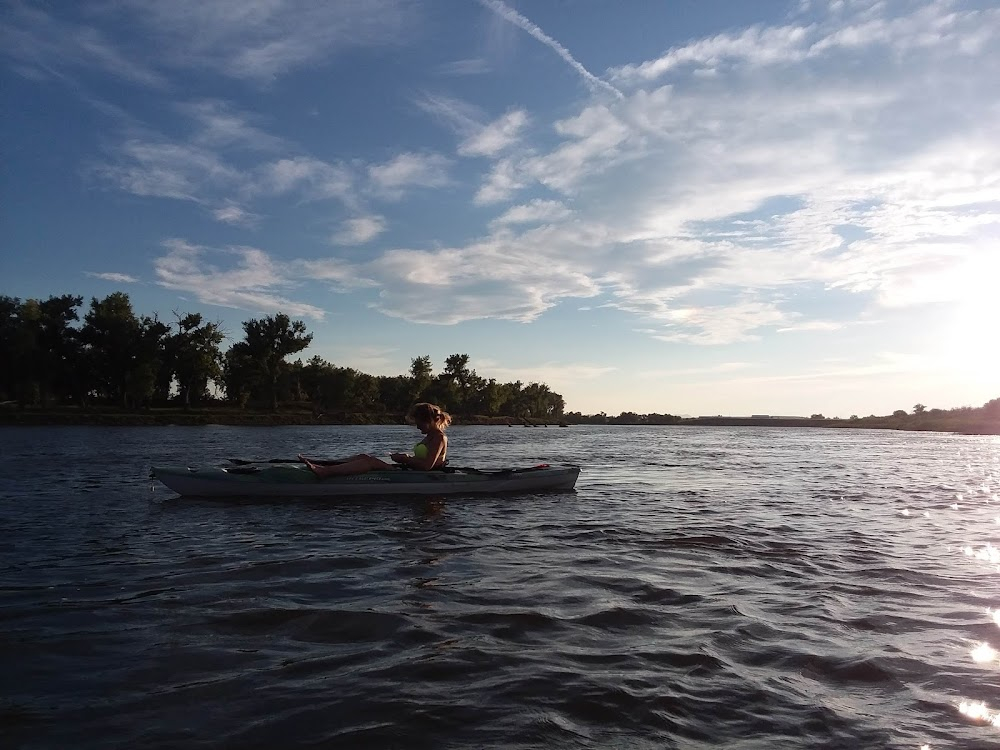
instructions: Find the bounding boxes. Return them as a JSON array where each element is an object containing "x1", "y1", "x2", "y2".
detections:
[{"x1": 3, "y1": 0, "x2": 999, "y2": 415}]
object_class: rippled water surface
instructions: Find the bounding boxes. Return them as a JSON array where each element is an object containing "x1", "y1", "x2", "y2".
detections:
[{"x1": 2, "y1": 424, "x2": 1000, "y2": 749}]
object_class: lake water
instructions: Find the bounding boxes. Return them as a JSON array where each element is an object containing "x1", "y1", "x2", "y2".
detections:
[{"x1": 2, "y1": 424, "x2": 999, "y2": 749}]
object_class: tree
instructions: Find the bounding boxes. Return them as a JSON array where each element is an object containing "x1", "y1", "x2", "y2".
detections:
[
  {"x1": 79, "y1": 292, "x2": 168, "y2": 408},
  {"x1": 443, "y1": 353, "x2": 480, "y2": 416},
  {"x1": 170, "y1": 313, "x2": 224, "y2": 407},
  {"x1": 892, "y1": 409, "x2": 908, "y2": 418},
  {"x1": 227, "y1": 313, "x2": 312, "y2": 410},
  {"x1": 0, "y1": 296, "x2": 21, "y2": 401},
  {"x1": 36, "y1": 295, "x2": 84, "y2": 406},
  {"x1": 409, "y1": 355, "x2": 433, "y2": 402},
  {"x1": 913, "y1": 403, "x2": 926, "y2": 414}
]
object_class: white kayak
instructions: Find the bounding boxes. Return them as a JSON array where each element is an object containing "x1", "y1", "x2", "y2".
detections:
[{"x1": 150, "y1": 463, "x2": 581, "y2": 497}]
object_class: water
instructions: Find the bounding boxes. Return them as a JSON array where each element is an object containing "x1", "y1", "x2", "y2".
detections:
[{"x1": 1, "y1": 424, "x2": 999, "y2": 749}]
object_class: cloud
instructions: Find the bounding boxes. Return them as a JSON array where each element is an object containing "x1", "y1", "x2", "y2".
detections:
[
  {"x1": 474, "y1": 158, "x2": 528, "y2": 205},
  {"x1": 416, "y1": 95, "x2": 528, "y2": 159},
  {"x1": 635, "y1": 362, "x2": 754, "y2": 379},
  {"x1": 154, "y1": 239, "x2": 325, "y2": 320},
  {"x1": 436, "y1": 57, "x2": 492, "y2": 76},
  {"x1": 86, "y1": 271, "x2": 139, "y2": 283},
  {"x1": 179, "y1": 100, "x2": 285, "y2": 151},
  {"x1": 610, "y1": 23, "x2": 814, "y2": 84},
  {"x1": 0, "y1": 4, "x2": 168, "y2": 87},
  {"x1": 490, "y1": 200, "x2": 572, "y2": 227},
  {"x1": 609, "y1": 1, "x2": 998, "y2": 86},
  {"x1": 252, "y1": 157, "x2": 353, "y2": 201},
  {"x1": 50, "y1": 0, "x2": 1000, "y2": 348},
  {"x1": 439, "y1": 0, "x2": 1000, "y2": 344},
  {"x1": 331, "y1": 215, "x2": 387, "y2": 245},
  {"x1": 212, "y1": 203, "x2": 260, "y2": 227},
  {"x1": 474, "y1": 359, "x2": 618, "y2": 384},
  {"x1": 459, "y1": 110, "x2": 529, "y2": 157},
  {"x1": 368, "y1": 152, "x2": 451, "y2": 196},
  {"x1": 94, "y1": 140, "x2": 241, "y2": 202},
  {"x1": 478, "y1": 0, "x2": 624, "y2": 99},
  {"x1": 414, "y1": 93, "x2": 484, "y2": 137},
  {"x1": 111, "y1": 0, "x2": 416, "y2": 83}
]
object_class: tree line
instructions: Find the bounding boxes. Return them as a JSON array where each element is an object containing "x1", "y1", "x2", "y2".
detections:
[{"x1": 0, "y1": 292, "x2": 566, "y2": 419}]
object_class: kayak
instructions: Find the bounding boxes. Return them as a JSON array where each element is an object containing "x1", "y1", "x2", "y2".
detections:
[{"x1": 150, "y1": 463, "x2": 581, "y2": 497}]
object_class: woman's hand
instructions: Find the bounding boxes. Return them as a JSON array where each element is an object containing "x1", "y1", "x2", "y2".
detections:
[{"x1": 390, "y1": 452, "x2": 407, "y2": 464}]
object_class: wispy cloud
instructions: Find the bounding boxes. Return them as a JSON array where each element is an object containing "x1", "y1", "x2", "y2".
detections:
[
  {"x1": 3, "y1": 1, "x2": 417, "y2": 90},
  {"x1": 490, "y1": 200, "x2": 572, "y2": 227},
  {"x1": 154, "y1": 239, "x2": 325, "y2": 320},
  {"x1": 478, "y1": 0, "x2": 624, "y2": 99},
  {"x1": 212, "y1": 202, "x2": 260, "y2": 228},
  {"x1": 474, "y1": 359, "x2": 618, "y2": 384},
  {"x1": 94, "y1": 140, "x2": 241, "y2": 202},
  {"x1": 414, "y1": 93, "x2": 484, "y2": 137},
  {"x1": 113, "y1": 0, "x2": 416, "y2": 83},
  {"x1": 179, "y1": 100, "x2": 285, "y2": 151},
  {"x1": 1, "y1": 4, "x2": 168, "y2": 87},
  {"x1": 86, "y1": 271, "x2": 139, "y2": 283},
  {"x1": 331, "y1": 215, "x2": 387, "y2": 246},
  {"x1": 251, "y1": 157, "x2": 353, "y2": 202},
  {"x1": 368, "y1": 152, "x2": 451, "y2": 196},
  {"x1": 436, "y1": 57, "x2": 492, "y2": 76},
  {"x1": 459, "y1": 110, "x2": 529, "y2": 157}
]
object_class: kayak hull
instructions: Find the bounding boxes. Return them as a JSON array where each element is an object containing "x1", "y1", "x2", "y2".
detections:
[{"x1": 150, "y1": 464, "x2": 580, "y2": 497}]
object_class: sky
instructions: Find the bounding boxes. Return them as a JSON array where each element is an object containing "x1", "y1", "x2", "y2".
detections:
[{"x1": 2, "y1": 0, "x2": 999, "y2": 418}]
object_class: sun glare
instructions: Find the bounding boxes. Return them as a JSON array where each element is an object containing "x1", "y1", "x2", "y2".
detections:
[{"x1": 938, "y1": 258, "x2": 1000, "y2": 376}]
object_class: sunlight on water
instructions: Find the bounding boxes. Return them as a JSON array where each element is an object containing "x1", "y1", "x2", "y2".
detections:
[
  {"x1": 964, "y1": 544, "x2": 1000, "y2": 564},
  {"x1": 959, "y1": 700, "x2": 1000, "y2": 727},
  {"x1": 971, "y1": 643, "x2": 997, "y2": 664}
]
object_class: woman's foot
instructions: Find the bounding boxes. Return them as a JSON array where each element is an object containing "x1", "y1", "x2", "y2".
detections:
[{"x1": 298, "y1": 455, "x2": 322, "y2": 476}]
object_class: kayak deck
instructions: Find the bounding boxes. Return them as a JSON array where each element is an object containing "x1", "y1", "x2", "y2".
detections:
[{"x1": 150, "y1": 463, "x2": 580, "y2": 497}]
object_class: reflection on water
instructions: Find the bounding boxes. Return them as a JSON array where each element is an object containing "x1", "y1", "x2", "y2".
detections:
[
  {"x1": 971, "y1": 643, "x2": 997, "y2": 663},
  {"x1": 960, "y1": 700, "x2": 1000, "y2": 727}
]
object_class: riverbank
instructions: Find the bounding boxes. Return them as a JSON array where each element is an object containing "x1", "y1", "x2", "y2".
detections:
[
  {"x1": 1, "y1": 406, "x2": 996, "y2": 434},
  {"x1": 0, "y1": 406, "x2": 566, "y2": 428}
]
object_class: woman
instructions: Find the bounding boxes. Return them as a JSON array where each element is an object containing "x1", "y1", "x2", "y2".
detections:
[{"x1": 298, "y1": 402, "x2": 451, "y2": 478}]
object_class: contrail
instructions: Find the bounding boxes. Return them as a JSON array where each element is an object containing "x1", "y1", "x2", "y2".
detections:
[{"x1": 479, "y1": 0, "x2": 624, "y2": 100}]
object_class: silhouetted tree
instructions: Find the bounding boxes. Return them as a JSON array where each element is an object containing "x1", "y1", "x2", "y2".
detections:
[
  {"x1": 409, "y1": 355, "x2": 433, "y2": 402},
  {"x1": 170, "y1": 312, "x2": 224, "y2": 407},
  {"x1": 226, "y1": 313, "x2": 312, "y2": 410}
]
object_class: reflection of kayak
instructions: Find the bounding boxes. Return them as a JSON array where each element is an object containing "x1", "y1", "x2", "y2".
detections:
[{"x1": 150, "y1": 464, "x2": 581, "y2": 497}]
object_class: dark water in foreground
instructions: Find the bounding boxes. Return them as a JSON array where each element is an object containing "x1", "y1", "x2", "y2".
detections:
[{"x1": 2, "y1": 425, "x2": 999, "y2": 749}]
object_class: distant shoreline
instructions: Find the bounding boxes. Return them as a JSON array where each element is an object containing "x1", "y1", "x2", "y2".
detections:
[{"x1": 1, "y1": 407, "x2": 996, "y2": 435}]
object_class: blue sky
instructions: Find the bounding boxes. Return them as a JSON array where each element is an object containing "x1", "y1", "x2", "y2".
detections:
[{"x1": 2, "y1": 0, "x2": 998, "y2": 417}]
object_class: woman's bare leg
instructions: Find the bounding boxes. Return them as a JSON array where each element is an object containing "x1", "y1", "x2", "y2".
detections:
[{"x1": 301, "y1": 454, "x2": 394, "y2": 478}]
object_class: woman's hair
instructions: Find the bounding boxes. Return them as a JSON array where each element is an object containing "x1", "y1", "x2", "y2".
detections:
[{"x1": 411, "y1": 402, "x2": 452, "y2": 428}]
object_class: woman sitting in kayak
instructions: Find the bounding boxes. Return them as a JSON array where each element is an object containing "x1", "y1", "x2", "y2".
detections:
[{"x1": 298, "y1": 402, "x2": 451, "y2": 478}]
